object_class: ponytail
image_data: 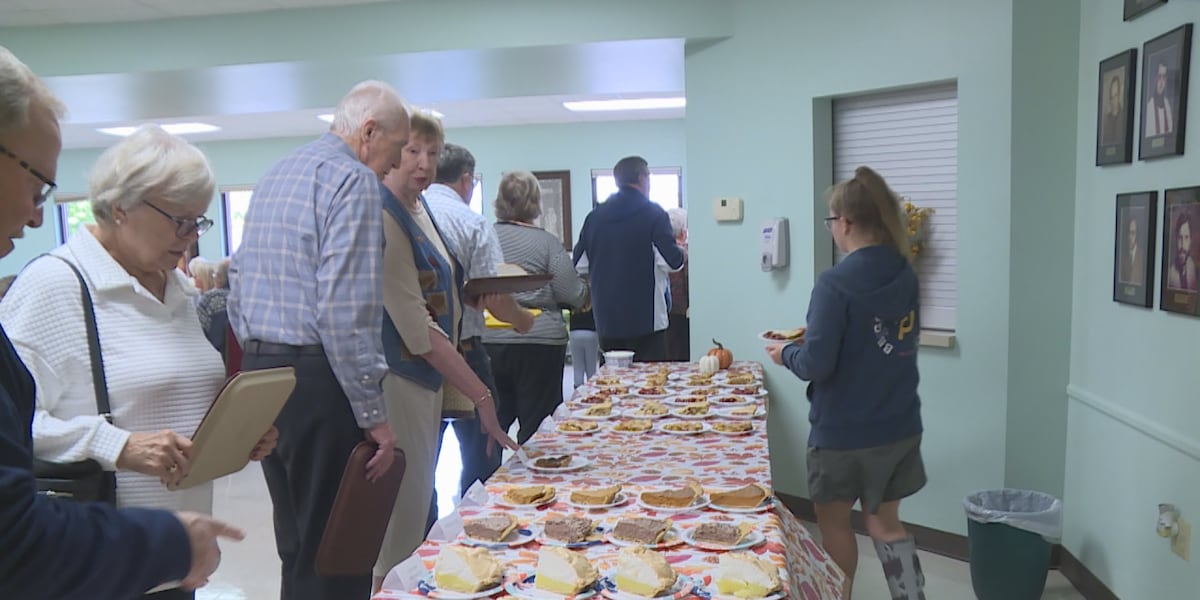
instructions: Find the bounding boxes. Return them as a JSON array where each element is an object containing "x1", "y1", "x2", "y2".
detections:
[{"x1": 828, "y1": 166, "x2": 911, "y2": 261}]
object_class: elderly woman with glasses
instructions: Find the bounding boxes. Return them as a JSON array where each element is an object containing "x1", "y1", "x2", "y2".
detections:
[{"x1": 0, "y1": 125, "x2": 275, "y2": 600}]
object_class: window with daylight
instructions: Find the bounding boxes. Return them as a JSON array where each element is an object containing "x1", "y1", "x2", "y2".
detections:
[
  {"x1": 221, "y1": 188, "x2": 254, "y2": 255},
  {"x1": 469, "y1": 175, "x2": 483, "y2": 215},
  {"x1": 591, "y1": 166, "x2": 683, "y2": 211},
  {"x1": 832, "y1": 82, "x2": 958, "y2": 331},
  {"x1": 55, "y1": 195, "x2": 94, "y2": 243}
]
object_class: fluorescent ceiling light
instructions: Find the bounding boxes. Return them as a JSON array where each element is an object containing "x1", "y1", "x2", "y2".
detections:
[
  {"x1": 319, "y1": 109, "x2": 444, "y2": 123},
  {"x1": 562, "y1": 97, "x2": 686, "y2": 112},
  {"x1": 98, "y1": 122, "x2": 221, "y2": 137}
]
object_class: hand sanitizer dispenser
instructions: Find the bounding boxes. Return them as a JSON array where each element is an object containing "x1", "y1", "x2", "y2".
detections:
[{"x1": 761, "y1": 218, "x2": 789, "y2": 271}]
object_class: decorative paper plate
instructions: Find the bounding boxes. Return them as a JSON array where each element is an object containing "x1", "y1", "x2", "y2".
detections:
[
  {"x1": 604, "y1": 525, "x2": 686, "y2": 549},
  {"x1": 528, "y1": 456, "x2": 592, "y2": 473},
  {"x1": 418, "y1": 574, "x2": 506, "y2": 600},
  {"x1": 459, "y1": 525, "x2": 538, "y2": 549},
  {"x1": 599, "y1": 574, "x2": 693, "y2": 600},
  {"x1": 707, "y1": 395, "x2": 755, "y2": 408},
  {"x1": 716, "y1": 407, "x2": 766, "y2": 420},
  {"x1": 658, "y1": 422, "x2": 710, "y2": 436},
  {"x1": 681, "y1": 528, "x2": 766, "y2": 552},
  {"x1": 537, "y1": 525, "x2": 607, "y2": 549},
  {"x1": 636, "y1": 495, "x2": 711, "y2": 513},
  {"x1": 505, "y1": 572, "x2": 601, "y2": 600},
  {"x1": 566, "y1": 491, "x2": 630, "y2": 510},
  {"x1": 709, "y1": 422, "x2": 756, "y2": 436},
  {"x1": 495, "y1": 491, "x2": 558, "y2": 509},
  {"x1": 556, "y1": 421, "x2": 601, "y2": 435}
]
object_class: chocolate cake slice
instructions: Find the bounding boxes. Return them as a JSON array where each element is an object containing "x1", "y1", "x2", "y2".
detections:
[
  {"x1": 612, "y1": 517, "x2": 671, "y2": 545},
  {"x1": 544, "y1": 516, "x2": 594, "y2": 544}
]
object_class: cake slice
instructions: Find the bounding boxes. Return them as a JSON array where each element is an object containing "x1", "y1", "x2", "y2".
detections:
[
  {"x1": 544, "y1": 516, "x2": 594, "y2": 544},
  {"x1": 611, "y1": 517, "x2": 671, "y2": 545},
  {"x1": 710, "y1": 484, "x2": 770, "y2": 509},
  {"x1": 433, "y1": 545, "x2": 503, "y2": 593},
  {"x1": 534, "y1": 455, "x2": 573, "y2": 469},
  {"x1": 463, "y1": 513, "x2": 518, "y2": 542},
  {"x1": 714, "y1": 552, "x2": 782, "y2": 599},
  {"x1": 570, "y1": 484, "x2": 622, "y2": 506},
  {"x1": 614, "y1": 546, "x2": 676, "y2": 598},
  {"x1": 535, "y1": 546, "x2": 598, "y2": 595},
  {"x1": 691, "y1": 522, "x2": 755, "y2": 547},
  {"x1": 640, "y1": 481, "x2": 703, "y2": 508},
  {"x1": 504, "y1": 485, "x2": 555, "y2": 505}
]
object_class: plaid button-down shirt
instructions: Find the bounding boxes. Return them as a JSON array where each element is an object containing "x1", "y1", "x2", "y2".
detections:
[{"x1": 228, "y1": 133, "x2": 388, "y2": 428}]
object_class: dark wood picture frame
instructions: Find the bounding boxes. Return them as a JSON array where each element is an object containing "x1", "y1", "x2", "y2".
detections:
[
  {"x1": 531, "y1": 170, "x2": 573, "y2": 250},
  {"x1": 1097, "y1": 49, "x2": 1138, "y2": 165},
  {"x1": 1161, "y1": 185, "x2": 1200, "y2": 316},
  {"x1": 1114, "y1": 192, "x2": 1157, "y2": 307},
  {"x1": 1139, "y1": 24, "x2": 1192, "y2": 160},
  {"x1": 1124, "y1": 0, "x2": 1167, "y2": 21}
]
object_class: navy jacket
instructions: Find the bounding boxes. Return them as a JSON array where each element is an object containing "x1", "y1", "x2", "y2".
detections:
[
  {"x1": 0, "y1": 324, "x2": 191, "y2": 599},
  {"x1": 782, "y1": 245, "x2": 923, "y2": 450},
  {"x1": 573, "y1": 187, "x2": 684, "y2": 338}
]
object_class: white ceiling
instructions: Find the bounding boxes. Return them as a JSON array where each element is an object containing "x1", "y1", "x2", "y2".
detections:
[{"x1": 0, "y1": 0, "x2": 394, "y2": 27}]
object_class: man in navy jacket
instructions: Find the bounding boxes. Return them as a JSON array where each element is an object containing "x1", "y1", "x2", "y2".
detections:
[
  {"x1": 574, "y1": 156, "x2": 684, "y2": 361},
  {"x1": 0, "y1": 45, "x2": 242, "y2": 599}
]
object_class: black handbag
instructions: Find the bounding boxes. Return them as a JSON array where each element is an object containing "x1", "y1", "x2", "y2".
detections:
[{"x1": 32, "y1": 255, "x2": 117, "y2": 504}]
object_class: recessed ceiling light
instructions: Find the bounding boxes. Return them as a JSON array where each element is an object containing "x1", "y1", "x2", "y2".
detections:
[
  {"x1": 97, "y1": 122, "x2": 221, "y2": 137},
  {"x1": 562, "y1": 97, "x2": 686, "y2": 112},
  {"x1": 317, "y1": 113, "x2": 334, "y2": 123}
]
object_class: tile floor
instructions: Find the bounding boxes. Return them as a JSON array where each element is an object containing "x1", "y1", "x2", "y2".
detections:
[{"x1": 200, "y1": 368, "x2": 1086, "y2": 600}]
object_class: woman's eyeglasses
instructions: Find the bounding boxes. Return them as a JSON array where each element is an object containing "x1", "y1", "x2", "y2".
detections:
[
  {"x1": 823, "y1": 216, "x2": 842, "y2": 231},
  {"x1": 144, "y1": 201, "x2": 213, "y2": 238},
  {"x1": 0, "y1": 142, "x2": 56, "y2": 209}
]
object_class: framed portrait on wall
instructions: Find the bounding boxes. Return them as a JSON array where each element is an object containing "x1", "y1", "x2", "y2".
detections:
[
  {"x1": 1124, "y1": 0, "x2": 1167, "y2": 21},
  {"x1": 531, "y1": 170, "x2": 572, "y2": 250},
  {"x1": 1139, "y1": 24, "x2": 1192, "y2": 160},
  {"x1": 1160, "y1": 185, "x2": 1200, "y2": 316},
  {"x1": 1097, "y1": 49, "x2": 1138, "y2": 165},
  {"x1": 1113, "y1": 192, "x2": 1157, "y2": 307}
]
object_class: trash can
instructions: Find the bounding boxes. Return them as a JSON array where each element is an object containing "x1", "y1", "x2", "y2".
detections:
[{"x1": 963, "y1": 489, "x2": 1062, "y2": 600}]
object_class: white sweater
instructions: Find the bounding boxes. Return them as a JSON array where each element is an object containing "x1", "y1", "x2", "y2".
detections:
[{"x1": 0, "y1": 227, "x2": 224, "y2": 512}]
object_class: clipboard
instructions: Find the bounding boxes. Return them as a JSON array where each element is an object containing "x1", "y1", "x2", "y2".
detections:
[
  {"x1": 170, "y1": 367, "x2": 296, "y2": 490},
  {"x1": 315, "y1": 442, "x2": 406, "y2": 576}
]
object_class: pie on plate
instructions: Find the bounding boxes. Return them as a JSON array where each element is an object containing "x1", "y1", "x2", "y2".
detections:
[
  {"x1": 709, "y1": 483, "x2": 771, "y2": 509},
  {"x1": 557, "y1": 420, "x2": 599, "y2": 433},
  {"x1": 570, "y1": 484, "x2": 623, "y2": 506},
  {"x1": 504, "y1": 485, "x2": 556, "y2": 506},
  {"x1": 640, "y1": 481, "x2": 703, "y2": 508}
]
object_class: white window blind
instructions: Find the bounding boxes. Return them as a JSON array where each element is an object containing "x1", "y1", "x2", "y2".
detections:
[{"x1": 832, "y1": 82, "x2": 958, "y2": 331}]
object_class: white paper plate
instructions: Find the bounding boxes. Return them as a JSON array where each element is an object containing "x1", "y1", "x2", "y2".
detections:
[
  {"x1": 555, "y1": 422, "x2": 601, "y2": 435},
  {"x1": 669, "y1": 395, "x2": 711, "y2": 406},
  {"x1": 572, "y1": 409, "x2": 618, "y2": 421},
  {"x1": 707, "y1": 395, "x2": 756, "y2": 408},
  {"x1": 621, "y1": 407, "x2": 669, "y2": 420},
  {"x1": 571, "y1": 395, "x2": 622, "y2": 407},
  {"x1": 709, "y1": 422, "x2": 756, "y2": 436},
  {"x1": 417, "y1": 574, "x2": 505, "y2": 600},
  {"x1": 566, "y1": 491, "x2": 630, "y2": 510},
  {"x1": 721, "y1": 387, "x2": 767, "y2": 398},
  {"x1": 528, "y1": 456, "x2": 591, "y2": 473},
  {"x1": 708, "y1": 493, "x2": 774, "y2": 514},
  {"x1": 634, "y1": 390, "x2": 673, "y2": 399},
  {"x1": 604, "y1": 525, "x2": 685, "y2": 549},
  {"x1": 636, "y1": 494, "x2": 710, "y2": 513},
  {"x1": 610, "y1": 422, "x2": 655, "y2": 434},
  {"x1": 459, "y1": 525, "x2": 538, "y2": 549},
  {"x1": 670, "y1": 408, "x2": 712, "y2": 420},
  {"x1": 599, "y1": 573, "x2": 693, "y2": 600},
  {"x1": 715, "y1": 407, "x2": 766, "y2": 420},
  {"x1": 682, "y1": 527, "x2": 766, "y2": 552},
  {"x1": 536, "y1": 525, "x2": 607, "y2": 549},
  {"x1": 758, "y1": 329, "x2": 805, "y2": 343},
  {"x1": 658, "y1": 422, "x2": 710, "y2": 435},
  {"x1": 494, "y1": 491, "x2": 558, "y2": 509},
  {"x1": 505, "y1": 572, "x2": 600, "y2": 600}
]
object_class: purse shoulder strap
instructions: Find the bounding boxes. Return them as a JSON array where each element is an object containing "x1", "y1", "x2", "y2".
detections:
[{"x1": 37, "y1": 254, "x2": 112, "y2": 424}]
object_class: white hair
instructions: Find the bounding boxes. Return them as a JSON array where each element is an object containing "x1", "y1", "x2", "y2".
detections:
[
  {"x1": 88, "y1": 125, "x2": 215, "y2": 225},
  {"x1": 667, "y1": 207, "x2": 687, "y2": 237},
  {"x1": 330, "y1": 80, "x2": 408, "y2": 136},
  {"x1": 0, "y1": 45, "x2": 66, "y2": 132},
  {"x1": 188, "y1": 257, "x2": 214, "y2": 287}
]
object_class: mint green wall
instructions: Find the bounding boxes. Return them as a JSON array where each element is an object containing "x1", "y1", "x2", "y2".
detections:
[
  {"x1": 1066, "y1": 1, "x2": 1200, "y2": 596},
  {"x1": 1, "y1": 120, "x2": 685, "y2": 276},
  {"x1": 0, "y1": 0, "x2": 731, "y2": 76},
  {"x1": 1004, "y1": 0, "x2": 1080, "y2": 499},
  {"x1": 685, "y1": 0, "x2": 1015, "y2": 534}
]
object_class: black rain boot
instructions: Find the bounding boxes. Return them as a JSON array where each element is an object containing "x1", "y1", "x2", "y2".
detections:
[{"x1": 874, "y1": 535, "x2": 927, "y2": 600}]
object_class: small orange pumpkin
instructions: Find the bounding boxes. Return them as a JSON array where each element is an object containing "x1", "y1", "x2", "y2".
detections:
[{"x1": 707, "y1": 339, "x2": 733, "y2": 369}]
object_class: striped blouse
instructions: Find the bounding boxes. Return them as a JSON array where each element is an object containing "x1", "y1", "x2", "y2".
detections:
[{"x1": 482, "y1": 222, "x2": 588, "y2": 345}]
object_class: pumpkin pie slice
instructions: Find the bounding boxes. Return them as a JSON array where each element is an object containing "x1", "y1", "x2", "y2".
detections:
[
  {"x1": 710, "y1": 483, "x2": 771, "y2": 509},
  {"x1": 640, "y1": 481, "x2": 703, "y2": 508},
  {"x1": 570, "y1": 483, "x2": 622, "y2": 506},
  {"x1": 504, "y1": 485, "x2": 556, "y2": 505}
]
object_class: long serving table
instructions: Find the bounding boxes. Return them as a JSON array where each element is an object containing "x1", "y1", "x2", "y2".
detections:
[{"x1": 377, "y1": 361, "x2": 846, "y2": 600}]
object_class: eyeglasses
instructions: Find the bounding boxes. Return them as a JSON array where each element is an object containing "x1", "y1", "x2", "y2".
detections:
[
  {"x1": 823, "y1": 216, "x2": 842, "y2": 231},
  {"x1": 0, "y1": 142, "x2": 56, "y2": 209},
  {"x1": 144, "y1": 201, "x2": 213, "y2": 238}
]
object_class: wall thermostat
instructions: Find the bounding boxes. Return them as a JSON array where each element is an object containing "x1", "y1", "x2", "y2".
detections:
[{"x1": 713, "y1": 197, "x2": 743, "y2": 222}]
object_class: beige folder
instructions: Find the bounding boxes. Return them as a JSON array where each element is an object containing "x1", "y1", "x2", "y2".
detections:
[{"x1": 170, "y1": 367, "x2": 296, "y2": 490}]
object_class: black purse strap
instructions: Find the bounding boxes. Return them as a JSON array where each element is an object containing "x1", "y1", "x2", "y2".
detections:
[{"x1": 39, "y1": 254, "x2": 112, "y2": 424}]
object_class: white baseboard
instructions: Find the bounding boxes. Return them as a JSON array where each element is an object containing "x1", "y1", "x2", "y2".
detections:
[{"x1": 1066, "y1": 384, "x2": 1200, "y2": 462}]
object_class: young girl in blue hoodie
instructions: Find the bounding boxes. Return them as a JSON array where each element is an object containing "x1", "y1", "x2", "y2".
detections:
[{"x1": 766, "y1": 166, "x2": 925, "y2": 600}]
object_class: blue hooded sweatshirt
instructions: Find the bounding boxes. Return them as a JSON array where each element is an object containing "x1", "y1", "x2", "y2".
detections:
[
  {"x1": 573, "y1": 186, "x2": 684, "y2": 339},
  {"x1": 782, "y1": 244, "x2": 922, "y2": 450}
]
